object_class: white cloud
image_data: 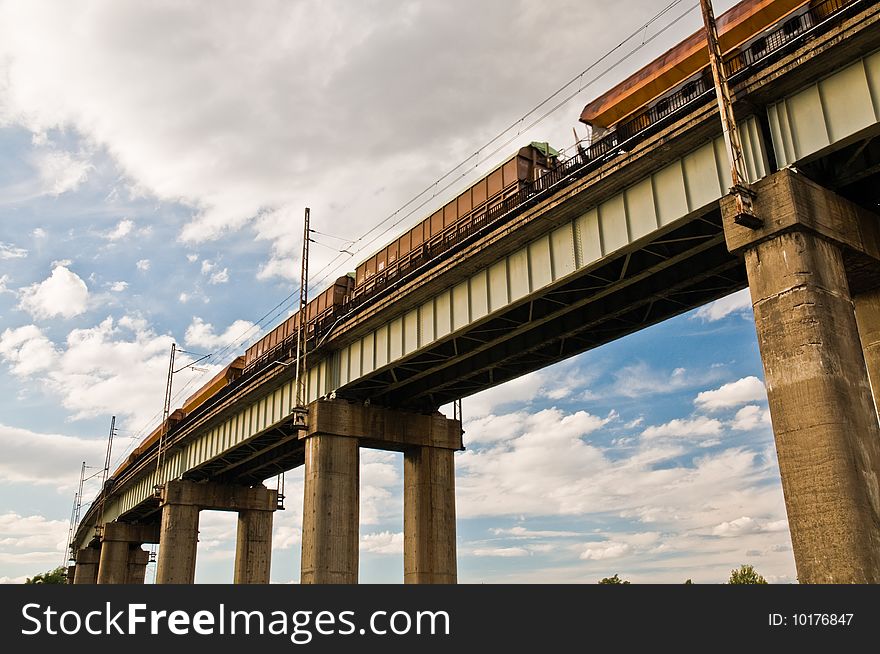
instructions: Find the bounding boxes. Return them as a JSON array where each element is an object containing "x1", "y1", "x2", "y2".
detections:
[
  {"x1": 730, "y1": 405, "x2": 772, "y2": 432},
  {"x1": 489, "y1": 526, "x2": 581, "y2": 539},
  {"x1": 694, "y1": 376, "x2": 765, "y2": 411},
  {"x1": 0, "y1": 423, "x2": 104, "y2": 486},
  {"x1": 693, "y1": 288, "x2": 752, "y2": 322},
  {"x1": 103, "y1": 218, "x2": 134, "y2": 241},
  {"x1": 605, "y1": 362, "x2": 723, "y2": 399},
  {"x1": 209, "y1": 267, "x2": 229, "y2": 284},
  {"x1": 711, "y1": 516, "x2": 788, "y2": 537},
  {"x1": 184, "y1": 317, "x2": 259, "y2": 350},
  {"x1": 32, "y1": 227, "x2": 47, "y2": 239},
  {"x1": 0, "y1": 316, "x2": 221, "y2": 428},
  {"x1": 0, "y1": 0, "x2": 685, "y2": 283},
  {"x1": 17, "y1": 264, "x2": 89, "y2": 320},
  {"x1": 0, "y1": 513, "x2": 69, "y2": 568},
  {"x1": 135, "y1": 259, "x2": 150, "y2": 271},
  {"x1": 0, "y1": 274, "x2": 12, "y2": 294},
  {"x1": 108, "y1": 280, "x2": 128, "y2": 292},
  {"x1": 360, "y1": 531, "x2": 403, "y2": 555},
  {"x1": 641, "y1": 416, "x2": 723, "y2": 440},
  {"x1": 0, "y1": 242, "x2": 28, "y2": 259},
  {"x1": 33, "y1": 148, "x2": 92, "y2": 195},
  {"x1": 579, "y1": 541, "x2": 632, "y2": 560},
  {"x1": 186, "y1": 253, "x2": 198, "y2": 263},
  {"x1": 0, "y1": 325, "x2": 58, "y2": 375},
  {"x1": 471, "y1": 547, "x2": 530, "y2": 558},
  {"x1": 178, "y1": 292, "x2": 189, "y2": 303}
]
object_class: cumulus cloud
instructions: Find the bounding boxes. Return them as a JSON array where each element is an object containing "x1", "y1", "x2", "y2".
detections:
[
  {"x1": 33, "y1": 148, "x2": 92, "y2": 195},
  {"x1": 471, "y1": 547, "x2": 530, "y2": 558},
  {"x1": 0, "y1": 0, "x2": 686, "y2": 282},
  {"x1": 103, "y1": 218, "x2": 134, "y2": 241},
  {"x1": 135, "y1": 259, "x2": 150, "y2": 271},
  {"x1": 0, "y1": 315, "x2": 220, "y2": 428},
  {"x1": 730, "y1": 405, "x2": 772, "y2": 432},
  {"x1": 184, "y1": 317, "x2": 259, "y2": 350},
  {"x1": 0, "y1": 325, "x2": 58, "y2": 375},
  {"x1": 108, "y1": 281, "x2": 128, "y2": 292},
  {"x1": 711, "y1": 516, "x2": 788, "y2": 537},
  {"x1": 17, "y1": 264, "x2": 89, "y2": 320},
  {"x1": 579, "y1": 541, "x2": 632, "y2": 560},
  {"x1": 693, "y1": 288, "x2": 752, "y2": 322},
  {"x1": 32, "y1": 227, "x2": 47, "y2": 239},
  {"x1": 209, "y1": 268, "x2": 229, "y2": 284},
  {"x1": 0, "y1": 423, "x2": 104, "y2": 486},
  {"x1": 641, "y1": 416, "x2": 723, "y2": 440},
  {"x1": 0, "y1": 513, "x2": 69, "y2": 569},
  {"x1": 360, "y1": 531, "x2": 403, "y2": 555},
  {"x1": 694, "y1": 376, "x2": 765, "y2": 411},
  {"x1": 0, "y1": 242, "x2": 28, "y2": 259}
]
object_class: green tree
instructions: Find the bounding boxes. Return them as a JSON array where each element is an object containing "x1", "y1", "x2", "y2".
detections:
[
  {"x1": 728, "y1": 564, "x2": 768, "y2": 585},
  {"x1": 598, "y1": 574, "x2": 630, "y2": 584},
  {"x1": 26, "y1": 566, "x2": 68, "y2": 584}
]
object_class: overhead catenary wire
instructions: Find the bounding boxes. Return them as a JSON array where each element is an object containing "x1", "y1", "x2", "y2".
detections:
[
  {"x1": 307, "y1": 0, "x2": 699, "y2": 291},
  {"x1": 110, "y1": 1, "x2": 701, "y2": 467}
]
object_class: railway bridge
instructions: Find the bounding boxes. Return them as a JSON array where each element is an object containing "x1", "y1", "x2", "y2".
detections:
[{"x1": 72, "y1": 0, "x2": 880, "y2": 584}]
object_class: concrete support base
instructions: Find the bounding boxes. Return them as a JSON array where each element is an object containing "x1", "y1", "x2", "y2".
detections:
[
  {"x1": 301, "y1": 399, "x2": 462, "y2": 585},
  {"x1": 155, "y1": 479, "x2": 277, "y2": 585},
  {"x1": 404, "y1": 446, "x2": 457, "y2": 584},
  {"x1": 127, "y1": 548, "x2": 150, "y2": 584},
  {"x1": 234, "y1": 509, "x2": 274, "y2": 584},
  {"x1": 156, "y1": 502, "x2": 200, "y2": 584},
  {"x1": 73, "y1": 547, "x2": 100, "y2": 584},
  {"x1": 723, "y1": 169, "x2": 880, "y2": 583},
  {"x1": 301, "y1": 434, "x2": 360, "y2": 584},
  {"x1": 97, "y1": 538, "x2": 131, "y2": 584}
]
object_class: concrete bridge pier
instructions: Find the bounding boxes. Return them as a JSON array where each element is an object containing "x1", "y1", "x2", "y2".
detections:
[
  {"x1": 301, "y1": 399, "x2": 462, "y2": 584},
  {"x1": 234, "y1": 506, "x2": 275, "y2": 584},
  {"x1": 96, "y1": 522, "x2": 158, "y2": 584},
  {"x1": 155, "y1": 479, "x2": 277, "y2": 584},
  {"x1": 72, "y1": 546, "x2": 100, "y2": 584},
  {"x1": 404, "y1": 445, "x2": 457, "y2": 584},
  {"x1": 722, "y1": 168, "x2": 880, "y2": 583}
]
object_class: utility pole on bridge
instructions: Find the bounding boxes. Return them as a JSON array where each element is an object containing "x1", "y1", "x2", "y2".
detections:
[{"x1": 700, "y1": 0, "x2": 761, "y2": 229}]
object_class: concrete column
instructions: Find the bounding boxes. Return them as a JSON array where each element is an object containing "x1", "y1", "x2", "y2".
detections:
[
  {"x1": 301, "y1": 434, "x2": 359, "y2": 584},
  {"x1": 156, "y1": 502, "x2": 200, "y2": 584},
  {"x1": 97, "y1": 539, "x2": 131, "y2": 584},
  {"x1": 404, "y1": 445, "x2": 457, "y2": 584},
  {"x1": 742, "y1": 231, "x2": 880, "y2": 582},
  {"x1": 66, "y1": 565, "x2": 75, "y2": 584},
  {"x1": 73, "y1": 547, "x2": 100, "y2": 584},
  {"x1": 234, "y1": 509, "x2": 274, "y2": 584},
  {"x1": 126, "y1": 548, "x2": 150, "y2": 584},
  {"x1": 854, "y1": 287, "x2": 880, "y2": 421},
  {"x1": 723, "y1": 170, "x2": 880, "y2": 583}
]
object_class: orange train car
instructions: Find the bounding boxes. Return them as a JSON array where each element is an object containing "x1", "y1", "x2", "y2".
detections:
[
  {"x1": 580, "y1": 0, "x2": 810, "y2": 130},
  {"x1": 243, "y1": 274, "x2": 355, "y2": 369},
  {"x1": 353, "y1": 142, "x2": 558, "y2": 299}
]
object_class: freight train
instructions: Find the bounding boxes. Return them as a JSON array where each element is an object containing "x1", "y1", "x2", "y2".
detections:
[{"x1": 110, "y1": 0, "x2": 859, "y2": 482}]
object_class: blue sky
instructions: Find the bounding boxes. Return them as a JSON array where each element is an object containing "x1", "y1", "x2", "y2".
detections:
[{"x1": 0, "y1": 0, "x2": 795, "y2": 584}]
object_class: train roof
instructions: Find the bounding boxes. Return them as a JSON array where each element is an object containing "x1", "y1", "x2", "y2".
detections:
[{"x1": 579, "y1": 0, "x2": 807, "y2": 128}]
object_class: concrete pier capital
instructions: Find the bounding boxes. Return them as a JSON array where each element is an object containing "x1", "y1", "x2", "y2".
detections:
[
  {"x1": 304, "y1": 398, "x2": 463, "y2": 452},
  {"x1": 159, "y1": 479, "x2": 277, "y2": 513},
  {"x1": 722, "y1": 167, "x2": 880, "y2": 262}
]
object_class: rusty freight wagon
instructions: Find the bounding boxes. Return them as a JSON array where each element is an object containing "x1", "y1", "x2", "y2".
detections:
[
  {"x1": 349, "y1": 142, "x2": 559, "y2": 305},
  {"x1": 243, "y1": 274, "x2": 356, "y2": 372}
]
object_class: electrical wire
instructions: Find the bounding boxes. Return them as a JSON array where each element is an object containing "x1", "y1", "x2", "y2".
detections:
[{"x1": 110, "y1": 0, "x2": 700, "y2": 466}]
